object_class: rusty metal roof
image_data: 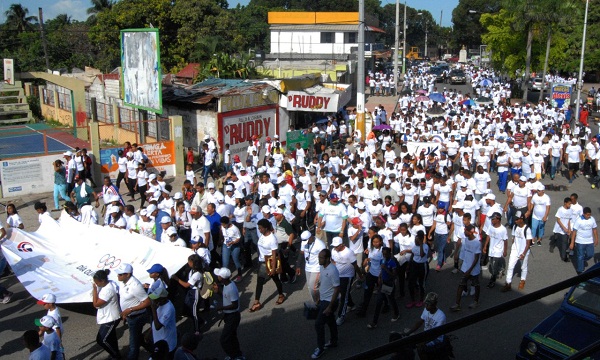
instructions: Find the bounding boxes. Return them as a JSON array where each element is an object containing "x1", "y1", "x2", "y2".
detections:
[{"x1": 162, "y1": 78, "x2": 274, "y2": 106}]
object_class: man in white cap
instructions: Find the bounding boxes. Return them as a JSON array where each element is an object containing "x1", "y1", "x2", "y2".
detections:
[
  {"x1": 35, "y1": 316, "x2": 63, "y2": 360},
  {"x1": 213, "y1": 267, "x2": 244, "y2": 360},
  {"x1": 503, "y1": 175, "x2": 531, "y2": 227},
  {"x1": 318, "y1": 193, "x2": 348, "y2": 245},
  {"x1": 63, "y1": 150, "x2": 76, "y2": 194},
  {"x1": 116, "y1": 263, "x2": 151, "y2": 360},
  {"x1": 296, "y1": 230, "x2": 326, "y2": 302},
  {"x1": 125, "y1": 151, "x2": 139, "y2": 202},
  {"x1": 272, "y1": 207, "x2": 297, "y2": 284},
  {"x1": 482, "y1": 212, "x2": 507, "y2": 288},
  {"x1": 331, "y1": 236, "x2": 361, "y2": 326},
  {"x1": 529, "y1": 184, "x2": 551, "y2": 247}
]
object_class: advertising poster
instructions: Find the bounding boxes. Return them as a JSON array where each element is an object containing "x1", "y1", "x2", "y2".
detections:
[
  {"x1": 550, "y1": 83, "x2": 572, "y2": 109},
  {"x1": 219, "y1": 107, "x2": 277, "y2": 158},
  {"x1": 100, "y1": 141, "x2": 175, "y2": 180}
]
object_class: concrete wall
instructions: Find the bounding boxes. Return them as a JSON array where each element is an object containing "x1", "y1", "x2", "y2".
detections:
[
  {"x1": 271, "y1": 31, "x2": 357, "y2": 55},
  {"x1": 162, "y1": 105, "x2": 218, "y2": 150},
  {"x1": 41, "y1": 103, "x2": 73, "y2": 125}
]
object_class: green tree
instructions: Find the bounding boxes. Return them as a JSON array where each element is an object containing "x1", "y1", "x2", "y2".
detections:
[
  {"x1": 194, "y1": 52, "x2": 258, "y2": 82},
  {"x1": 451, "y1": 0, "x2": 501, "y2": 51},
  {"x1": 86, "y1": 0, "x2": 114, "y2": 24},
  {"x1": 4, "y1": 4, "x2": 37, "y2": 33}
]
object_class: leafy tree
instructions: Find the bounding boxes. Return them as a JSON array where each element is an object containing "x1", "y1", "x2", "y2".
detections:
[
  {"x1": 451, "y1": 0, "x2": 501, "y2": 50},
  {"x1": 194, "y1": 52, "x2": 258, "y2": 82},
  {"x1": 4, "y1": 4, "x2": 37, "y2": 33}
]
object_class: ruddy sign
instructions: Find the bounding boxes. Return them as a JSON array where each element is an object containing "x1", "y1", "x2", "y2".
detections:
[
  {"x1": 285, "y1": 91, "x2": 339, "y2": 112},
  {"x1": 219, "y1": 107, "x2": 277, "y2": 158}
]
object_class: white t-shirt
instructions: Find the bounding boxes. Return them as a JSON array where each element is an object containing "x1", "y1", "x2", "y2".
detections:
[
  {"x1": 511, "y1": 186, "x2": 530, "y2": 208},
  {"x1": 511, "y1": 224, "x2": 533, "y2": 255},
  {"x1": 301, "y1": 239, "x2": 327, "y2": 273},
  {"x1": 394, "y1": 232, "x2": 414, "y2": 265},
  {"x1": 553, "y1": 206, "x2": 573, "y2": 234},
  {"x1": 222, "y1": 282, "x2": 240, "y2": 313},
  {"x1": 417, "y1": 205, "x2": 436, "y2": 227},
  {"x1": 118, "y1": 157, "x2": 128, "y2": 173},
  {"x1": 421, "y1": 308, "x2": 447, "y2": 344},
  {"x1": 332, "y1": 246, "x2": 357, "y2": 278},
  {"x1": 574, "y1": 216, "x2": 598, "y2": 244},
  {"x1": 487, "y1": 225, "x2": 508, "y2": 258},
  {"x1": 460, "y1": 236, "x2": 482, "y2": 276},
  {"x1": 257, "y1": 233, "x2": 278, "y2": 262},
  {"x1": 319, "y1": 203, "x2": 348, "y2": 232},
  {"x1": 42, "y1": 331, "x2": 63, "y2": 359},
  {"x1": 96, "y1": 281, "x2": 121, "y2": 324},
  {"x1": 119, "y1": 276, "x2": 149, "y2": 315},
  {"x1": 473, "y1": 172, "x2": 491, "y2": 195},
  {"x1": 531, "y1": 193, "x2": 551, "y2": 221},
  {"x1": 347, "y1": 227, "x2": 364, "y2": 255}
]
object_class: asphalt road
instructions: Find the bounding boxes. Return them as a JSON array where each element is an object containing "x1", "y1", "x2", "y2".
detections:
[{"x1": 1, "y1": 101, "x2": 599, "y2": 360}]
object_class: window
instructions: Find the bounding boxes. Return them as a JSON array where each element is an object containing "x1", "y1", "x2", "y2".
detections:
[
  {"x1": 320, "y1": 32, "x2": 334, "y2": 43},
  {"x1": 347, "y1": 32, "x2": 357, "y2": 43}
]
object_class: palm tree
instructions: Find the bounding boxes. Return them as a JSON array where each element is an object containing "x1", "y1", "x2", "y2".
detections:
[
  {"x1": 4, "y1": 4, "x2": 37, "y2": 33},
  {"x1": 86, "y1": 0, "x2": 114, "y2": 23}
]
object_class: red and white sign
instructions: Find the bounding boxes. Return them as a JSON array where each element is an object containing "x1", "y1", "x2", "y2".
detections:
[
  {"x1": 285, "y1": 91, "x2": 339, "y2": 112},
  {"x1": 219, "y1": 106, "x2": 278, "y2": 158}
]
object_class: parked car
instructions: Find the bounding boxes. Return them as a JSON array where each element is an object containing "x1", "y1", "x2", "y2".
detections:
[
  {"x1": 429, "y1": 66, "x2": 444, "y2": 82},
  {"x1": 528, "y1": 77, "x2": 549, "y2": 92},
  {"x1": 516, "y1": 263, "x2": 600, "y2": 359},
  {"x1": 449, "y1": 70, "x2": 467, "y2": 85}
]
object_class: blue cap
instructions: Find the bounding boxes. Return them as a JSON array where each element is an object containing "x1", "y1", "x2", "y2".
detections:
[
  {"x1": 190, "y1": 235, "x2": 203, "y2": 244},
  {"x1": 147, "y1": 263, "x2": 164, "y2": 274}
]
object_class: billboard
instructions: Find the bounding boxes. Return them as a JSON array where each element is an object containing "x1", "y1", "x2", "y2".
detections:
[
  {"x1": 121, "y1": 29, "x2": 162, "y2": 114},
  {"x1": 550, "y1": 83, "x2": 572, "y2": 110},
  {"x1": 218, "y1": 106, "x2": 278, "y2": 159},
  {"x1": 3, "y1": 58, "x2": 14, "y2": 85},
  {"x1": 100, "y1": 141, "x2": 176, "y2": 180}
]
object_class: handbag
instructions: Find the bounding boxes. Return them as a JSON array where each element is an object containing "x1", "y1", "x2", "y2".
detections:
[
  {"x1": 265, "y1": 256, "x2": 283, "y2": 275},
  {"x1": 304, "y1": 301, "x2": 318, "y2": 320},
  {"x1": 381, "y1": 284, "x2": 394, "y2": 296}
]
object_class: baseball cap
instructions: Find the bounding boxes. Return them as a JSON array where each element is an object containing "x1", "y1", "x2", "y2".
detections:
[
  {"x1": 331, "y1": 237, "x2": 343, "y2": 247},
  {"x1": 453, "y1": 202, "x2": 464, "y2": 209},
  {"x1": 207, "y1": 183, "x2": 215, "y2": 189},
  {"x1": 301, "y1": 231, "x2": 312, "y2": 240},
  {"x1": 515, "y1": 210, "x2": 526, "y2": 219},
  {"x1": 491, "y1": 212, "x2": 502, "y2": 219},
  {"x1": 244, "y1": 195, "x2": 254, "y2": 201},
  {"x1": 147, "y1": 263, "x2": 164, "y2": 274},
  {"x1": 63, "y1": 151, "x2": 73, "y2": 157},
  {"x1": 215, "y1": 193, "x2": 225, "y2": 203},
  {"x1": 485, "y1": 193, "x2": 496, "y2": 201},
  {"x1": 389, "y1": 205, "x2": 399, "y2": 214},
  {"x1": 115, "y1": 263, "x2": 133, "y2": 275},
  {"x1": 519, "y1": 176, "x2": 527, "y2": 182},
  {"x1": 225, "y1": 185, "x2": 233, "y2": 192},
  {"x1": 173, "y1": 192, "x2": 183, "y2": 200},
  {"x1": 365, "y1": 178, "x2": 374, "y2": 185},
  {"x1": 276, "y1": 198, "x2": 285, "y2": 207},
  {"x1": 272, "y1": 208, "x2": 283, "y2": 215},
  {"x1": 148, "y1": 283, "x2": 169, "y2": 300},
  {"x1": 350, "y1": 217, "x2": 362, "y2": 226},
  {"x1": 261, "y1": 205, "x2": 271, "y2": 213},
  {"x1": 37, "y1": 293, "x2": 56, "y2": 305},
  {"x1": 329, "y1": 193, "x2": 339, "y2": 200},
  {"x1": 319, "y1": 190, "x2": 328, "y2": 196},
  {"x1": 460, "y1": 181, "x2": 468, "y2": 187},
  {"x1": 384, "y1": 178, "x2": 391, "y2": 185},
  {"x1": 149, "y1": 173, "x2": 157, "y2": 181},
  {"x1": 190, "y1": 235, "x2": 203, "y2": 244},
  {"x1": 160, "y1": 216, "x2": 172, "y2": 224},
  {"x1": 140, "y1": 209, "x2": 148, "y2": 216},
  {"x1": 424, "y1": 292, "x2": 438, "y2": 305},
  {"x1": 146, "y1": 204, "x2": 157, "y2": 214},
  {"x1": 35, "y1": 316, "x2": 56, "y2": 328},
  {"x1": 214, "y1": 267, "x2": 231, "y2": 279},
  {"x1": 356, "y1": 202, "x2": 366, "y2": 210},
  {"x1": 166, "y1": 226, "x2": 177, "y2": 236},
  {"x1": 190, "y1": 205, "x2": 199, "y2": 214},
  {"x1": 537, "y1": 184, "x2": 546, "y2": 191},
  {"x1": 109, "y1": 206, "x2": 119, "y2": 214}
]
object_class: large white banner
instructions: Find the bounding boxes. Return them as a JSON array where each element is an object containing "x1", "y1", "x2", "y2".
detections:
[
  {"x1": 1, "y1": 213, "x2": 191, "y2": 303},
  {"x1": 405, "y1": 141, "x2": 443, "y2": 157}
]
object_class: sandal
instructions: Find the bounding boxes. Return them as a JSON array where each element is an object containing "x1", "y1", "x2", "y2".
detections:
[
  {"x1": 276, "y1": 294, "x2": 286, "y2": 305},
  {"x1": 248, "y1": 302, "x2": 262, "y2": 312}
]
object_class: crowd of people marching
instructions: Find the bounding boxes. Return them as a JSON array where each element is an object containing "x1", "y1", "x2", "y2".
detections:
[{"x1": 6, "y1": 64, "x2": 600, "y2": 360}]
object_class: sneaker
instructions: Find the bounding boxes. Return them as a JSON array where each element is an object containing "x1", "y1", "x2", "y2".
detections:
[
  {"x1": 450, "y1": 304, "x2": 461, "y2": 312},
  {"x1": 435, "y1": 265, "x2": 441, "y2": 272},
  {"x1": 481, "y1": 265, "x2": 488, "y2": 271},
  {"x1": 405, "y1": 301, "x2": 416, "y2": 309},
  {"x1": 461, "y1": 290, "x2": 468, "y2": 297},
  {"x1": 391, "y1": 315, "x2": 400, "y2": 322},
  {"x1": 451, "y1": 268, "x2": 459, "y2": 274},
  {"x1": 432, "y1": 252, "x2": 438, "y2": 261},
  {"x1": 468, "y1": 301, "x2": 479, "y2": 309},
  {"x1": 367, "y1": 323, "x2": 377, "y2": 329},
  {"x1": 311, "y1": 348, "x2": 325, "y2": 359},
  {"x1": 518, "y1": 280, "x2": 526, "y2": 290},
  {"x1": 233, "y1": 276, "x2": 242, "y2": 283},
  {"x1": 469, "y1": 286, "x2": 476, "y2": 296},
  {"x1": 336, "y1": 316, "x2": 345, "y2": 326},
  {"x1": 415, "y1": 301, "x2": 424, "y2": 308},
  {"x1": 1, "y1": 291, "x2": 12, "y2": 304},
  {"x1": 324, "y1": 341, "x2": 337, "y2": 349},
  {"x1": 487, "y1": 281, "x2": 496, "y2": 289}
]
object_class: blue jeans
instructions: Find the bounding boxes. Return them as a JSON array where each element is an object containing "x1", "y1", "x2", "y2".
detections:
[
  {"x1": 550, "y1": 156, "x2": 561, "y2": 178},
  {"x1": 434, "y1": 233, "x2": 448, "y2": 267},
  {"x1": 53, "y1": 183, "x2": 70, "y2": 209},
  {"x1": 498, "y1": 171, "x2": 508, "y2": 192},
  {"x1": 531, "y1": 219, "x2": 546, "y2": 238},
  {"x1": 575, "y1": 243, "x2": 595, "y2": 274},
  {"x1": 510, "y1": 168, "x2": 522, "y2": 177},
  {"x1": 222, "y1": 244, "x2": 242, "y2": 271},
  {"x1": 203, "y1": 165, "x2": 211, "y2": 185},
  {"x1": 126, "y1": 311, "x2": 150, "y2": 360}
]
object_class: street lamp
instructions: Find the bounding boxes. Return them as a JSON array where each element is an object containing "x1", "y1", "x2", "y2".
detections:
[{"x1": 417, "y1": 13, "x2": 429, "y2": 59}]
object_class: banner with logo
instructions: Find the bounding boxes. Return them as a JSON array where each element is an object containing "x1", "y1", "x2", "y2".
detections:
[
  {"x1": 550, "y1": 83, "x2": 572, "y2": 109},
  {"x1": 283, "y1": 91, "x2": 339, "y2": 112},
  {"x1": 406, "y1": 141, "x2": 442, "y2": 156},
  {"x1": 218, "y1": 106, "x2": 277, "y2": 158},
  {"x1": 1, "y1": 213, "x2": 191, "y2": 303},
  {"x1": 100, "y1": 140, "x2": 176, "y2": 181}
]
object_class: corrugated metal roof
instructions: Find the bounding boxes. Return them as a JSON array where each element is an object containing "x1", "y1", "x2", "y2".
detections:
[
  {"x1": 176, "y1": 63, "x2": 200, "y2": 79},
  {"x1": 162, "y1": 79, "x2": 275, "y2": 106},
  {"x1": 270, "y1": 24, "x2": 385, "y2": 33}
]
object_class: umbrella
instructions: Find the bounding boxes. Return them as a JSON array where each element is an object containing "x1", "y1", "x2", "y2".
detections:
[
  {"x1": 373, "y1": 124, "x2": 392, "y2": 131},
  {"x1": 415, "y1": 95, "x2": 429, "y2": 102},
  {"x1": 400, "y1": 88, "x2": 412, "y2": 95},
  {"x1": 415, "y1": 89, "x2": 427, "y2": 95},
  {"x1": 429, "y1": 92, "x2": 446, "y2": 103},
  {"x1": 475, "y1": 96, "x2": 493, "y2": 105},
  {"x1": 426, "y1": 106, "x2": 447, "y2": 117},
  {"x1": 315, "y1": 118, "x2": 329, "y2": 124},
  {"x1": 459, "y1": 99, "x2": 476, "y2": 106},
  {"x1": 479, "y1": 79, "x2": 493, "y2": 87}
]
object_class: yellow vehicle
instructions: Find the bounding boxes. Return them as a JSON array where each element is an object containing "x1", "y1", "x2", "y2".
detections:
[{"x1": 406, "y1": 46, "x2": 422, "y2": 61}]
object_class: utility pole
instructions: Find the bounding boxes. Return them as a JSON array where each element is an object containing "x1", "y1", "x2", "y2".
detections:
[
  {"x1": 394, "y1": 0, "x2": 399, "y2": 94},
  {"x1": 574, "y1": 0, "x2": 589, "y2": 124},
  {"x1": 38, "y1": 8, "x2": 50, "y2": 70},
  {"x1": 424, "y1": 21, "x2": 428, "y2": 59},
  {"x1": 356, "y1": 0, "x2": 365, "y2": 140},
  {"x1": 402, "y1": 1, "x2": 407, "y2": 74}
]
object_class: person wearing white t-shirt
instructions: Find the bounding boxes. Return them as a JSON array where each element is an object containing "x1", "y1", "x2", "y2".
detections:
[
  {"x1": 483, "y1": 213, "x2": 507, "y2": 288},
  {"x1": 450, "y1": 224, "x2": 481, "y2": 311},
  {"x1": 296, "y1": 231, "x2": 327, "y2": 303},
  {"x1": 331, "y1": 237, "x2": 362, "y2": 326},
  {"x1": 570, "y1": 207, "x2": 598, "y2": 274},
  {"x1": 404, "y1": 292, "x2": 448, "y2": 358},
  {"x1": 565, "y1": 139, "x2": 582, "y2": 183},
  {"x1": 214, "y1": 267, "x2": 244, "y2": 360},
  {"x1": 502, "y1": 211, "x2": 532, "y2": 291},
  {"x1": 551, "y1": 197, "x2": 573, "y2": 262},
  {"x1": 92, "y1": 269, "x2": 121, "y2": 359},
  {"x1": 549, "y1": 136, "x2": 563, "y2": 179},
  {"x1": 529, "y1": 185, "x2": 551, "y2": 247}
]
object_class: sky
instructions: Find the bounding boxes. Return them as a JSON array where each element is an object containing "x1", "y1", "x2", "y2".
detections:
[{"x1": 1, "y1": 0, "x2": 459, "y2": 27}]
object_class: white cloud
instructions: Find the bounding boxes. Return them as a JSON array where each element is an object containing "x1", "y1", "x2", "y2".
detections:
[{"x1": 48, "y1": 0, "x2": 89, "y2": 22}]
